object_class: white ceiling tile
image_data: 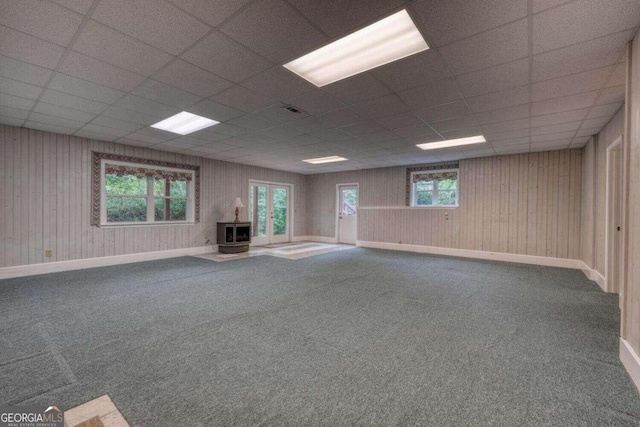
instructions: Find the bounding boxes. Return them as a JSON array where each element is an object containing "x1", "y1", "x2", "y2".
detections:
[
  {"x1": 0, "y1": 76, "x2": 42, "y2": 99},
  {"x1": 288, "y1": 0, "x2": 405, "y2": 37},
  {"x1": 0, "y1": 116, "x2": 26, "y2": 126},
  {"x1": 0, "y1": 25, "x2": 65, "y2": 69},
  {"x1": 73, "y1": 20, "x2": 173, "y2": 76},
  {"x1": 595, "y1": 85, "x2": 625, "y2": 105},
  {"x1": 376, "y1": 112, "x2": 424, "y2": 130},
  {"x1": 242, "y1": 66, "x2": 313, "y2": 101},
  {"x1": 482, "y1": 118, "x2": 530, "y2": 134},
  {"x1": 397, "y1": 78, "x2": 462, "y2": 110},
  {"x1": 0, "y1": 105, "x2": 29, "y2": 120},
  {"x1": 52, "y1": 0, "x2": 94, "y2": 14},
  {"x1": 29, "y1": 112, "x2": 86, "y2": 129},
  {"x1": 586, "y1": 103, "x2": 623, "y2": 119},
  {"x1": 531, "y1": 91, "x2": 599, "y2": 115},
  {"x1": 0, "y1": 55, "x2": 52, "y2": 86},
  {"x1": 532, "y1": 0, "x2": 572, "y2": 13},
  {"x1": 372, "y1": 50, "x2": 451, "y2": 92},
  {"x1": 606, "y1": 62, "x2": 627, "y2": 87},
  {"x1": 48, "y1": 73, "x2": 126, "y2": 104},
  {"x1": 466, "y1": 86, "x2": 530, "y2": 113},
  {"x1": 253, "y1": 104, "x2": 307, "y2": 124},
  {"x1": 0, "y1": 94, "x2": 34, "y2": 111},
  {"x1": 393, "y1": 124, "x2": 440, "y2": 140},
  {"x1": 575, "y1": 127, "x2": 601, "y2": 138},
  {"x1": 91, "y1": 115, "x2": 144, "y2": 132},
  {"x1": 484, "y1": 128, "x2": 530, "y2": 141},
  {"x1": 530, "y1": 121, "x2": 581, "y2": 136},
  {"x1": 308, "y1": 128, "x2": 352, "y2": 142},
  {"x1": 430, "y1": 115, "x2": 478, "y2": 132},
  {"x1": 531, "y1": 109, "x2": 589, "y2": 127},
  {"x1": 121, "y1": 130, "x2": 173, "y2": 144},
  {"x1": 285, "y1": 90, "x2": 344, "y2": 115},
  {"x1": 581, "y1": 116, "x2": 611, "y2": 129},
  {"x1": 93, "y1": 0, "x2": 211, "y2": 55},
  {"x1": 532, "y1": 30, "x2": 631, "y2": 82},
  {"x1": 59, "y1": 52, "x2": 146, "y2": 92},
  {"x1": 220, "y1": 0, "x2": 326, "y2": 63},
  {"x1": 531, "y1": 66, "x2": 613, "y2": 102},
  {"x1": 321, "y1": 73, "x2": 391, "y2": 105},
  {"x1": 182, "y1": 31, "x2": 272, "y2": 83},
  {"x1": 439, "y1": 19, "x2": 528, "y2": 75},
  {"x1": 167, "y1": 0, "x2": 250, "y2": 27},
  {"x1": 188, "y1": 99, "x2": 245, "y2": 122},
  {"x1": 532, "y1": 0, "x2": 640, "y2": 54},
  {"x1": 154, "y1": 59, "x2": 233, "y2": 97},
  {"x1": 283, "y1": 117, "x2": 328, "y2": 135},
  {"x1": 0, "y1": 0, "x2": 83, "y2": 45},
  {"x1": 455, "y1": 59, "x2": 529, "y2": 98},
  {"x1": 207, "y1": 123, "x2": 246, "y2": 136},
  {"x1": 101, "y1": 105, "x2": 163, "y2": 125},
  {"x1": 33, "y1": 101, "x2": 96, "y2": 122},
  {"x1": 226, "y1": 114, "x2": 275, "y2": 131},
  {"x1": 415, "y1": 100, "x2": 471, "y2": 122},
  {"x1": 317, "y1": 108, "x2": 364, "y2": 128},
  {"x1": 116, "y1": 138, "x2": 155, "y2": 148},
  {"x1": 114, "y1": 94, "x2": 181, "y2": 118},
  {"x1": 412, "y1": 0, "x2": 527, "y2": 46},
  {"x1": 489, "y1": 136, "x2": 530, "y2": 147},
  {"x1": 531, "y1": 131, "x2": 575, "y2": 143},
  {"x1": 40, "y1": 90, "x2": 109, "y2": 115},
  {"x1": 473, "y1": 104, "x2": 530, "y2": 125},
  {"x1": 351, "y1": 94, "x2": 411, "y2": 119},
  {"x1": 25, "y1": 121, "x2": 78, "y2": 135},
  {"x1": 340, "y1": 122, "x2": 386, "y2": 137},
  {"x1": 79, "y1": 123, "x2": 131, "y2": 138},
  {"x1": 211, "y1": 85, "x2": 274, "y2": 113},
  {"x1": 131, "y1": 79, "x2": 203, "y2": 109},
  {"x1": 570, "y1": 136, "x2": 591, "y2": 146}
]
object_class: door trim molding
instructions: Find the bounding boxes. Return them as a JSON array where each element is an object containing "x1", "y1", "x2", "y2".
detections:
[{"x1": 604, "y1": 135, "x2": 623, "y2": 293}]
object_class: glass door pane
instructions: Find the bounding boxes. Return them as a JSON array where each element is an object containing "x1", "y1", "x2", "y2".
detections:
[
  {"x1": 250, "y1": 184, "x2": 268, "y2": 239},
  {"x1": 271, "y1": 186, "x2": 288, "y2": 239}
]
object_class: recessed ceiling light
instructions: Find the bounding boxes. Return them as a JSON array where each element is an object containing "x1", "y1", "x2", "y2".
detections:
[
  {"x1": 283, "y1": 9, "x2": 429, "y2": 87},
  {"x1": 303, "y1": 156, "x2": 348, "y2": 164},
  {"x1": 416, "y1": 135, "x2": 487, "y2": 150},
  {"x1": 151, "y1": 112, "x2": 219, "y2": 135}
]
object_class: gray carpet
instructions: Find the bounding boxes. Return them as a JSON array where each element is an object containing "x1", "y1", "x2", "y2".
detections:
[{"x1": 1, "y1": 248, "x2": 639, "y2": 426}]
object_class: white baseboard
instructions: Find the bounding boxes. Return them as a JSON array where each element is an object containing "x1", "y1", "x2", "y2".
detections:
[
  {"x1": 620, "y1": 338, "x2": 640, "y2": 394},
  {"x1": 297, "y1": 235, "x2": 338, "y2": 244},
  {"x1": 0, "y1": 246, "x2": 216, "y2": 280},
  {"x1": 356, "y1": 240, "x2": 584, "y2": 269},
  {"x1": 580, "y1": 263, "x2": 606, "y2": 291}
]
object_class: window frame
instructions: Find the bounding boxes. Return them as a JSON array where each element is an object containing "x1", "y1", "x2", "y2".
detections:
[
  {"x1": 99, "y1": 159, "x2": 195, "y2": 227},
  {"x1": 410, "y1": 168, "x2": 460, "y2": 208}
]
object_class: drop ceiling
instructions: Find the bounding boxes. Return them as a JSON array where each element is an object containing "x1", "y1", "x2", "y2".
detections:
[{"x1": 0, "y1": 0, "x2": 638, "y2": 174}]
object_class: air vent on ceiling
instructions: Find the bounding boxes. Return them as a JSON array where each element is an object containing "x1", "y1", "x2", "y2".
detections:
[{"x1": 282, "y1": 105, "x2": 303, "y2": 114}]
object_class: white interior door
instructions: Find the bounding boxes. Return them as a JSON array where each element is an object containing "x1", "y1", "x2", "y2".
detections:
[
  {"x1": 606, "y1": 143, "x2": 623, "y2": 295},
  {"x1": 338, "y1": 185, "x2": 358, "y2": 245},
  {"x1": 250, "y1": 182, "x2": 290, "y2": 246}
]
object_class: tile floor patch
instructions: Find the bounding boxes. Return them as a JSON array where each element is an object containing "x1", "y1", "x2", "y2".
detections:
[{"x1": 195, "y1": 242, "x2": 354, "y2": 262}]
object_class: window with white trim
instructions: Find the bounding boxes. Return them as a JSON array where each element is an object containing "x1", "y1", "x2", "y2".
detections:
[
  {"x1": 410, "y1": 169, "x2": 459, "y2": 207},
  {"x1": 100, "y1": 160, "x2": 195, "y2": 225}
]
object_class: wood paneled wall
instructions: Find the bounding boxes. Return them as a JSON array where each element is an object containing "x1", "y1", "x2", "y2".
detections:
[
  {"x1": 581, "y1": 107, "x2": 624, "y2": 274},
  {"x1": 307, "y1": 150, "x2": 583, "y2": 259},
  {"x1": 0, "y1": 125, "x2": 307, "y2": 268},
  {"x1": 624, "y1": 35, "x2": 640, "y2": 357}
]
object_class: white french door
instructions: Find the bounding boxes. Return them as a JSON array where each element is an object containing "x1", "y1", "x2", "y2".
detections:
[
  {"x1": 249, "y1": 182, "x2": 291, "y2": 246},
  {"x1": 337, "y1": 184, "x2": 358, "y2": 245}
]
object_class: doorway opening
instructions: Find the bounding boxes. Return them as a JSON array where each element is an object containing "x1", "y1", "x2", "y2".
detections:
[
  {"x1": 605, "y1": 136, "x2": 623, "y2": 295},
  {"x1": 249, "y1": 181, "x2": 292, "y2": 246},
  {"x1": 337, "y1": 184, "x2": 358, "y2": 245}
]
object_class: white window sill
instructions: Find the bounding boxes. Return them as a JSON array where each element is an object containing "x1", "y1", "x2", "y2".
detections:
[{"x1": 99, "y1": 221, "x2": 196, "y2": 228}]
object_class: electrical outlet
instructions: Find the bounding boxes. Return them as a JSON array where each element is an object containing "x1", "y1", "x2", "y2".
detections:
[{"x1": 45, "y1": 249, "x2": 52, "y2": 257}]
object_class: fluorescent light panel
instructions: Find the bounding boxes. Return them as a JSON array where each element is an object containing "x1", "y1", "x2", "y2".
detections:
[
  {"x1": 151, "y1": 112, "x2": 219, "y2": 135},
  {"x1": 303, "y1": 156, "x2": 348, "y2": 164},
  {"x1": 284, "y1": 9, "x2": 429, "y2": 87},
  {"x1": 416, "y1": 135, "x2": 487, "y2": 150}
]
